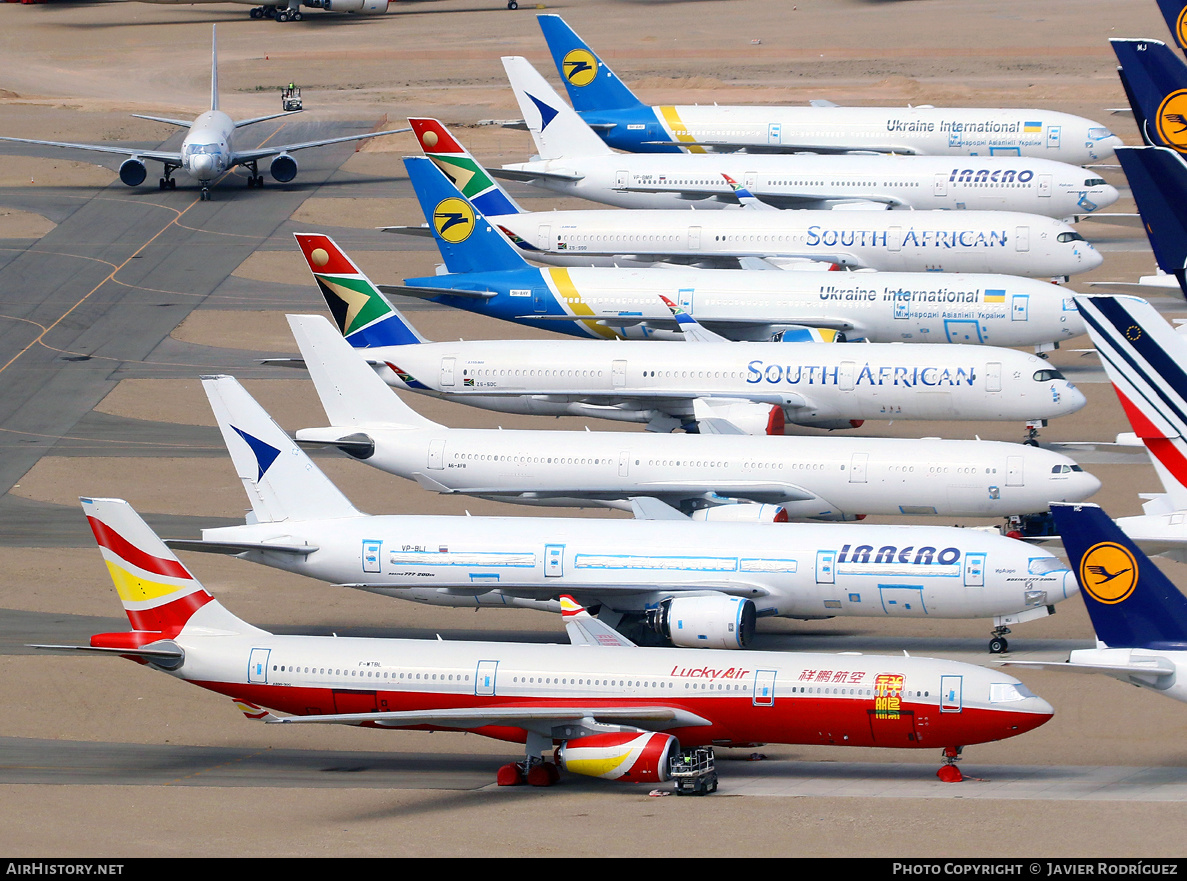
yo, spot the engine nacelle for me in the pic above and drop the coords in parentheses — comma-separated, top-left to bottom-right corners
(690, 503, 788, 524)
(270, 154, 298, 183)
(325, 0, 390, 12)
(646, 595, 757, 649)
(119, 158, 147, 187)
(697, 401, 784, 436)
(771, 326, 847, 343)
(556, 732, 677, 783)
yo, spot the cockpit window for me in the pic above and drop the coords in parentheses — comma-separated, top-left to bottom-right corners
(1084, 178, 1107, 187)
(990, 682, 1037, 703)
(1033, 369, 1065, 382)
(1057, 232, 1086, 243)
(1087, 127, 1115, 141)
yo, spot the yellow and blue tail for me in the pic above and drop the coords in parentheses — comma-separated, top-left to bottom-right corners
(537, 14, 646, 112)
(1052, 503, 1187, 650)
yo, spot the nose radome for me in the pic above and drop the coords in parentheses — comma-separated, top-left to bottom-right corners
(1060, 382, 1088, 414)
(1099, 183, 1121, 209)
(1081, 245, 1104, 270)
(190, 154, 215, 179)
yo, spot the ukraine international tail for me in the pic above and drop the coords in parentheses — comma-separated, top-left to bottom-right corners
(536, 14, 647, 112)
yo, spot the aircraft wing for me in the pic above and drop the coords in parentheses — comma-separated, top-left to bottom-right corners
(560, 595, 636, 647)
(378, 284, 498, 301)
(232, 126, 410, 163)
(0, 136, 182, 164)
(338, 579, 773, 599)
(612, 183, 906, 210)
(130, 114, 193, 129)
(491, 167, 586, 183)
(409, 474, 819, 504)
(641, 140, 921, 155)
(267, 703, 712, 732)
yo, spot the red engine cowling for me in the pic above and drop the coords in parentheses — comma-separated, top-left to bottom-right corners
(557, 732, 677, 783)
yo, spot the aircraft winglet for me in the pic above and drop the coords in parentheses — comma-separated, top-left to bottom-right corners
(659, 295, 730, 343)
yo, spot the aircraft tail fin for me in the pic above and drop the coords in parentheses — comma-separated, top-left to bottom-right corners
(287, 314, 440, 430)
(1157, 0, 1187, 56)
(210, 24, 219, 112)
(1113, 146, 1187, 299)
(293, 233, 429, 349)
(1111, 38, 1187, 150)
(81, 496, 260, 642)
(536, 14, 646, 112)
(407, 118, 525, 216)
(202, 374, 363, 524)
(501, 55, 615, 160)
(403, 156, 534, 274)
(1051, 502, 1187, 649)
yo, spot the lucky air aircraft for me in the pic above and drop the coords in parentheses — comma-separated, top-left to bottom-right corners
(1008, 502, 1187, 707)
(275, 314, 1100, 524)
(0, 27, 407, 200)
(297, 232, 1087, 436)
(534, 14, 1122, 164)
(37, 500, 1055, 788)
(171, 385, 1079, 653)
(1074, 293, 1187, 561)
(394, 126, 1102, 278)
(397, 144, 1085, 352)
(496, 55, 1118, 220)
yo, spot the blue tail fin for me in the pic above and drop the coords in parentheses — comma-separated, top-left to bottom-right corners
(1114, 146, 1187, 298)
(1157, 0, 1187, 55)
(403, 156, 533, 275)
(1111, 38, 1187, 149)
(1051, 502, 1187, 650)
(536, 14, 646, 112)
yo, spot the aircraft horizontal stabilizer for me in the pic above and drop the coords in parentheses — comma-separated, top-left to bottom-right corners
(491, 167, 585, 183)
(165, 539, 320, 557)
(378, 284, 497, 301)
(1005, 657, 1176, 678)
(29, 642, 185, 662)
(378, 225, 435, 237)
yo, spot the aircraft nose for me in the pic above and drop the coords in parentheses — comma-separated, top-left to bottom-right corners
(1054, 469, 1101, 502)
(1098, 133, 1124, 159)
(190, 154, 215, 179)
(1080, 244, 1104, 271)
(1057, 381, 1087, 415)
(1098, 183, 1121, 209)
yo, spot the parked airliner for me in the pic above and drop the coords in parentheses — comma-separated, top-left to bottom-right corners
(40, 499, 1054, 787)
(395, 132, 1102, 278)
(133, 0, 396, 21)
(1007, 502, 1187, 707)
(398, 142, 1085, 351)
(298, 232, 1087, 435)
(496, 56, 1118, 220)
(533, 15, 1121, 164)
(1156, 0, 1187, 56)
(275, 315, 1100, 523)
(170, 387, 1078, 653)
(1074, 294, 1187, 560)
(1109, 146, 1187, 299)
(0, 27, 406, 199)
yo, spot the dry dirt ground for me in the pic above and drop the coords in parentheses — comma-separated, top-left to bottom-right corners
(1, 0, 1186, 859)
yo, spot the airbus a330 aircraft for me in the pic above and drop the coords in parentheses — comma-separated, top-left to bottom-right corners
(38, 499, 1054, 787)
(298, 233, 1087, 436)
(1007, 502, 1187, 708)
(397, 129, 1102, 278)
(172, 387, 1078, 653)
(496, 56, 1118, 220)
(0, 27, 406, 199)
(278, 315, 1100, 523)
(1074, 294, 1187, 560)
(398, 145, 1085, 351)
(534, 15, 1122, 163)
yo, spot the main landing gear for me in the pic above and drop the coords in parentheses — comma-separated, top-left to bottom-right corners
(158, 165, 178, 191)
(988, 625, 1010, 655)
(507, 0, 519, 8)
(497, 756, 560, 787)
(937, 746, 963, 783)
(242, 160, 264, 190)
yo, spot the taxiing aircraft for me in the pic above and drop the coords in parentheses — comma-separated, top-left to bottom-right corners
(398, 142, 1085, 351)
(1073, 293, 1187, 560)
(273, 315, 1101, 523)
(174, 385, 1078, 652)
(534, 15, 1121, 164)
(1006, 502, 1187, 707)
(0, 27, 407, 199)
(38, 498, 1054, 786)
(298, 232, 1087, 436)
(497, 55, 1118, 220)
(396, 127, 1102, 278)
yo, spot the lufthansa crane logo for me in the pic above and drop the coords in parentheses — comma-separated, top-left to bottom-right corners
(562, 49, 598, 87)
(1178, 6, 1187, 55)
(1156, 89, 1187, 153)
(433, 197, 475, 244)
(1079, 541, 1138, 605)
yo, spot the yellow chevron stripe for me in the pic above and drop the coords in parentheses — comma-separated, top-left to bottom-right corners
(547, 268, 619, 339)
(658, 106, 707, 154)
(105, 560, 189, 605)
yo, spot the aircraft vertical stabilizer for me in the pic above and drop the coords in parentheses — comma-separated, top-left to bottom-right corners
(210, 25, 220, 113)
(1157, 0, 1187, 56)
(536, 14, 647, 111)
(501, 55, 616, 160)
(1113, 146, 1187, 299)
(408, 118, 524, 217)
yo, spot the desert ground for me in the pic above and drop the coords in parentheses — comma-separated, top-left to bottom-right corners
(1, 0, 1185, 859)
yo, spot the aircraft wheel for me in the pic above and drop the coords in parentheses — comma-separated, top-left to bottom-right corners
(496, 763, 524, 786)
(250, 6, 262, 17)
(276, 10, 288, 21)
(988, 637, 1008, 654)
(526, 762, 558, 787)
(293, 11, 303, 20)
(507, 0, 518, 8)
(246, 176, 255, 188)
(169, 179, 177, 189)
(159, 178, 167, 190)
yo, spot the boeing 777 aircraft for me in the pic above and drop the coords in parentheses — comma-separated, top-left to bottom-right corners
(0, 27, 407, 199)
(297, 232, 1086, 436)
(396, 132, 1102, 278)
(497, 56, 1118, 220)
(173, 382, 1078, 653)
(37, 498, 1054, 787)
(534, 15, 1121, 163)
(1007, 502, 1187, 707)
(279, 315, 1099, 523)
(399, 139, 1085, 352)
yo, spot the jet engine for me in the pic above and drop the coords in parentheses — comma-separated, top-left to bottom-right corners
(324, 0, 391, 12)
(119, 158, 147, 187)
(270, 154, 298, 183)
(690, 503, 788, 524)
(556, 731, 677, 783)
(697, 402, 785, 436)
(646, 595, 757, 649)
